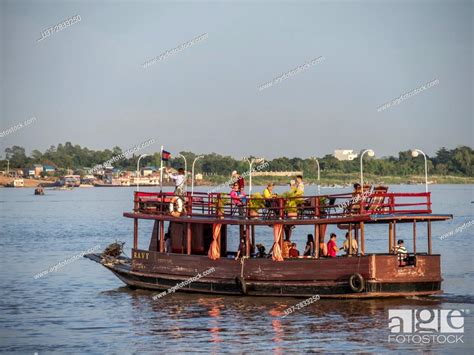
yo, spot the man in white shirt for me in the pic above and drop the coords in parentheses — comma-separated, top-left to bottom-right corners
(169, 168, 186, 196)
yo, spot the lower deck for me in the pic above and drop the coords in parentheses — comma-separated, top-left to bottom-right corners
(86, 251, 442, 298)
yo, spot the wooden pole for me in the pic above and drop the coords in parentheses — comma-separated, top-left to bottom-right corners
(427, 220, 432, 255)
(355, 225, 359, 256)
(413, 220, 417, 255)
(245, 224, 251, 257)
(360, 222, 365, 255)
(389, 222, 393, 253)
(251, 225, 255, 254)
(348, 223, 353, 255)
(315, 223, 320, 258)
(159, 220, 165, 252)
(393, 221, 397, 248)
(133, 218, 138, 250)
(187, 223, 192, 255)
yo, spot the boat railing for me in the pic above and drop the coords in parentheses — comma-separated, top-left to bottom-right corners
(133, 190, 432, 220)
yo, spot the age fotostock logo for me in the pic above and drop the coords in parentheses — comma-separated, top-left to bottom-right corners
(388, 309, 467, 344)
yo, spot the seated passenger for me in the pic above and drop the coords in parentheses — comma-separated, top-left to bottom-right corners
(164, 232, 172, 253)
(393, 239, 408, 265)
(341, 232, 358, 255)
(263, 183, 279, 217)
(304, 234, 315, 257)
(230, 182, 247, 216)
(327, 233, 338, 257)
(289, 243, 300, 258)
(256, 243, 266, 258)
(282, 235, 292, 258)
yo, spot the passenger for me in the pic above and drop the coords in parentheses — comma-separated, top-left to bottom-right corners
(235, 236, 247, 260)
(350, 182, 363, 212)
(394, 239, 408, 265)
(304, 234, 315, 257)
(327, 233, 338, 257)
(232, 170, 245, 192)
(230, 182, 247, 216)
(164, 232, 172, 253)
(319, 236, 328, 257)
(341, 232, 358, 255)
(282, 235, 292, 258)
(263, 182, 279, 217)
(256, 243, 266, 258)
(289, 243, 300, 258)
(296, 175, 305, 194)
(169, 168, 186, 196)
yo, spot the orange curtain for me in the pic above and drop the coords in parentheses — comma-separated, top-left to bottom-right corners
(208, 223, 222, 260)
(272, 224, 284, 261)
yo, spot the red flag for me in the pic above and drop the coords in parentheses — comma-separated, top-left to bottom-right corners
(161, 150, 171, 161)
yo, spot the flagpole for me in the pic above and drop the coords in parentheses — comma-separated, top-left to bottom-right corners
(160, 145, 164, 193)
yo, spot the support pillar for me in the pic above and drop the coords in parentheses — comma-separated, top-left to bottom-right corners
(133, 218, 138, 250)
(413, 220, 417, 255)
(427, 220, 432, 255)
(360, 222, 365, 255)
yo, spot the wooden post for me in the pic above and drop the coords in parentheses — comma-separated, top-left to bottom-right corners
(389, 222, 393, 253)
(159, 220, 165, 252)
(348, 223, 353, 255)
(133, 218, 138, 250)
(251, 225, 255, 254)
(245, 224, 251, 257)
(360, 222, 365, 255)
(393, 221, 397, 248)
(413, 220, 417, 255)
(427, 220, 432, 255)
(187, 223, 192, 255)
(315, 223, 320, 258)
(355, 225, 359, 256)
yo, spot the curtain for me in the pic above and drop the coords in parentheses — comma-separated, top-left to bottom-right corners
(208, 223, 222, 260)
(272, 224, 284, 261)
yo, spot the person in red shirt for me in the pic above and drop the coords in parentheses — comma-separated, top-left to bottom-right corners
(289, 243, 300, 258)
(327, 233, 338, 257)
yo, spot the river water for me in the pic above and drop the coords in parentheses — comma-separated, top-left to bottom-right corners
(1, 184, 472, 353)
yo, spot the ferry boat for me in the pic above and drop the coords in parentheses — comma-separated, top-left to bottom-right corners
(86, 187, 452, 298)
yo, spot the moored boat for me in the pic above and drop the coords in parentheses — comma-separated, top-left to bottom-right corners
(86, 187, 451, 298)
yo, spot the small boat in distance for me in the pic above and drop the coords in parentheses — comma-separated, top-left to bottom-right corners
(86, 186, 452, 298)
(34, 185, 45, 195)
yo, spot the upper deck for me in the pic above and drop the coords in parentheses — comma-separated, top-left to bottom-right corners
(125, 188, 452, 225)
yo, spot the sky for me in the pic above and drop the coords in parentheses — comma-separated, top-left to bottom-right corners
(1, 0, 472, 159)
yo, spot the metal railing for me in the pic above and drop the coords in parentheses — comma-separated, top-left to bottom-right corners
(134, 190, 432, 220)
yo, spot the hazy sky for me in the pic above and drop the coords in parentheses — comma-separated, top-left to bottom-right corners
(1, 0, 472, 159)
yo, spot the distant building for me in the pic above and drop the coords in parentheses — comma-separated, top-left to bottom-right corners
(43, 165, 56, 173)
(334, 149, 358, 161)
(252, 171, 303, 177)
(141, 166, 157, 177)
(195, 173, 203, 180)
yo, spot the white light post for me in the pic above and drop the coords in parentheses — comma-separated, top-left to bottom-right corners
(191, 155, 204, 196)
(411, 149, 428, 193)
(311, 156, 321, 194)
(136, 154, 149, 191)
(244, 157, 264, 195)
(360, 149, 375, 191)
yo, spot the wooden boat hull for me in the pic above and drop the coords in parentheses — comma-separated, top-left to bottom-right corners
(85, 251, 442, 298)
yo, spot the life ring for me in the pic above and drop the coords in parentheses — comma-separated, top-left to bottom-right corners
(349, 273, 365, 293)
(235, 276, 247, 295)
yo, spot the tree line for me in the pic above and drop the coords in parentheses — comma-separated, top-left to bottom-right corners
(2, 143, 472, 177)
